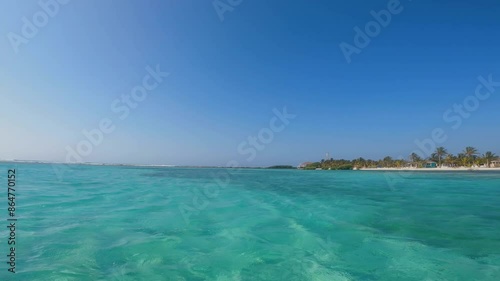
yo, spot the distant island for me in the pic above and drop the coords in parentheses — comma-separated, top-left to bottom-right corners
(267, 165, 297, 169)
(299, 147, 500, 171)
(3, 146, 499, 171)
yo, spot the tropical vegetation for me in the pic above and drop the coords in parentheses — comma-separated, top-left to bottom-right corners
(302, 147, 499, 170)
(267, 165, 297, 169)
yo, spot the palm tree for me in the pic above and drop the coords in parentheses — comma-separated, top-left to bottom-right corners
(353, 157, 366, 168)
(410, 153, 422, 168)
(383, 156, 393, 168)
(434, 147, 448, 167)
(482, 151, 497, 168)
(444, 154, 456, 167)
(457, 154, 468, 167)
(463, 147, 479, 166)
(463, 146, 478, 157)
(410, 153, 420, 162)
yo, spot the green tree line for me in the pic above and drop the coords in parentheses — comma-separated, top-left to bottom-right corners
(304, 147, 498, 170)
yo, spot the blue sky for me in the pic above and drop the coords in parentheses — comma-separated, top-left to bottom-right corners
(1, 0, 500, 166)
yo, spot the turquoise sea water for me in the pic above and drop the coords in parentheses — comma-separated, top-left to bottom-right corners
(1, 163, 500, 280)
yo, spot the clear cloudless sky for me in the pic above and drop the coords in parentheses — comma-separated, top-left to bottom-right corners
(1, 0, 500, 166)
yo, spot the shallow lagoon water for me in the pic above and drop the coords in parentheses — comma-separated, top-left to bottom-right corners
(1, 163, 500, 280)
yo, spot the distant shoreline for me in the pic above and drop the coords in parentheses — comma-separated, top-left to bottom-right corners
(0, 160, 270, 169)
(0, 160, 177, 167)
(3, 160, 500, 172)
